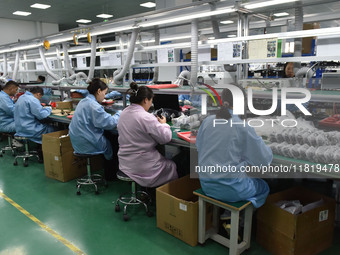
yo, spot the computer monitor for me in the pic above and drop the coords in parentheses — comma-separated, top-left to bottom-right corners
(153, 94, 181, 111)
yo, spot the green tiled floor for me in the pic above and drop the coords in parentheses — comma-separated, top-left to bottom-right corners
(0, 139, 339, 255)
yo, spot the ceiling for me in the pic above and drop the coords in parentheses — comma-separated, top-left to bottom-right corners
(1, 0, 340, 35)
(0, 0, 155, 31)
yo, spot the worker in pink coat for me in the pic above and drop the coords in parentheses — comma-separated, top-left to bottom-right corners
(117, 82, 178, 187)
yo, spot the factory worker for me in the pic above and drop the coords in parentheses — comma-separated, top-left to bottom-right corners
(196, 88, 272, 208)
(179, 94, 201, 107)
(283, 62, 295, 78)
(117, 82, 178, 187)
(14, 86, 54, 143)
(69, 78, 121, 181)
(14, 86, 54, 160)
(37, 76, 52, 104)
(0, 81, 19, 133)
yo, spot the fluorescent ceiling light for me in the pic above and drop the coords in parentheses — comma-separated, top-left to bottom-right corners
(13, 11, 31, 16)
(96, 14, 113, 19)
(208, 37, 215, 40)
(220, 20, 234, 24)
(140, 2, 156, 8)
(244, 0, 298, 10)
(160, 35, 192, 41)
(141, 7, 235, 27)
(227, 34, 236, 38)
(30, 3, 51, 9)
(274, 12, 289, 17)
(76, 19, 91, 23)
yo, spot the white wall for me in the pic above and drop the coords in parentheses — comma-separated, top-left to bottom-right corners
(0, 18, 59, 45)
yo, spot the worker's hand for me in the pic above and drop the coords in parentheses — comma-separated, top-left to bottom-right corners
(157, 115, 166, 124)
(44, 106, 52, 111)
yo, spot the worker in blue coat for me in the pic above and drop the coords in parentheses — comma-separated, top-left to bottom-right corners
(0, 81, 19, 133)
(179, 94, 201, 107)
(195, 88, 272, 208)
(14, 86, 54, 144)
(69, 78, 121, 180)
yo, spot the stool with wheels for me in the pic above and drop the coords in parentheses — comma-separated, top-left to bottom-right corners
(194, 188, 253, 255)
(114, 170, 153, 221)
(13, 136, 39, 167)
(0, 132, 17, 157)
(74, 153, 106, 195)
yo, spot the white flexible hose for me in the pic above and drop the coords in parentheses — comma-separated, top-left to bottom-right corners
(62, 42, 74, 77)
(39, 46, 61, 81)
(114, 28, 140, 85)
(190, 19, 198, 87)
(86, 35, 97, 83)
(174, 70, 191, 86)
(2, 53, 8, 78)
(149, 29, 160, 84)
(12, 51, 20, 81)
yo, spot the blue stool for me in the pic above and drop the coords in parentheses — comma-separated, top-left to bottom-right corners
(13, 136, 39, 167)
(0, 132, 17, 157)
(194, 188, 253, 255)
(114, 170, 153, 221)
(73, 153, 106, 195)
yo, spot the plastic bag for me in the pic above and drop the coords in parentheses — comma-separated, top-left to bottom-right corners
(315, 146, 328, 164)
(297, 144, 309, 160)
(306, 146, 317, 162)
(290, 144, 301, 159)
(316, 132, 330, 147)
(269, 143, 279, 154)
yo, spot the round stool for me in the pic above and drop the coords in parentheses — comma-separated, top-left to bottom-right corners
(114, 170, 153, 221)
(13, 136, 39, 167)
(73, 153, 107, 195)
(0, 132, 17, 157)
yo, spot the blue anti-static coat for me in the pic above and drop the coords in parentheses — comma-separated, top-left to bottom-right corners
(105, 91, 122, 100)
(14, 91, 53, 144)
(178, 94, 201, 107)
(0, 90, 16, 132)
(196, 110, 273, 208)
(69, 94, 120, 160)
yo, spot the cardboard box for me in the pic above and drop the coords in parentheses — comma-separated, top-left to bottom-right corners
(42, 130, 104, 182)
(55, 101, 73, 110)
(156, 175, 212, 246)
(257, 187, 335, 255)
(302, 23, 320, 54)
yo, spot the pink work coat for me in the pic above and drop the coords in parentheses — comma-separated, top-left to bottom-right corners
(117, 104, 178, 187)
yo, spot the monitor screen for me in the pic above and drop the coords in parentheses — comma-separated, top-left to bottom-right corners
(153, 94, 181, 111)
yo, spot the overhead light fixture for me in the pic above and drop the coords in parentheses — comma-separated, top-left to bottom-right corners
(76, 19, 91, 24)
(244, 0, 298, 10)
(140, 2, 156, 8)
(220, 20, 234, 25)
(227, 35, 236, 38)
(30, 3, 51, 9)
(273, 12, 289, 17)
(96, 14, 113, 19)
(141, 7, 235, 27)
(208, 37, 215, 40)
(13, 11, 31, 16)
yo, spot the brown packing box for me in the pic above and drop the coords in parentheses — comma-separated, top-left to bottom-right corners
(302, 23, 320, 54)
(42, 130, 104, 182)
(55, 101, 73, 110)
(156, 175, 212, 246)
(257, 187, 335, 255)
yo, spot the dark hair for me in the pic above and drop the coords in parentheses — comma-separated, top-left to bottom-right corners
(283, 62, 294, 78)
(127, 82, 153, 104)
(38, 75, 45, 82)
(216, 88, 234, 120)
(30, 86, 44, 95)
(3, 80, 19, 90)
(87, 78, 108, 95)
